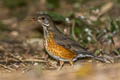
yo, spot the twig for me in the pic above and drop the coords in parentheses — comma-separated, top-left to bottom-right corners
(0, 59, 47, 64)
(9, 53, 23, 62)
(22, 59, 47, 63)
(98, 2, 113, 18)
(0, 64, 15, 71)
(72, 20, 78, 41)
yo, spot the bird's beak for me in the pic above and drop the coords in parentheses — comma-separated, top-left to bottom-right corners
(32, 17, 36, 21)
(32, 17, 38, 22)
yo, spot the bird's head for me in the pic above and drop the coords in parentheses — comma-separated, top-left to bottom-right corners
(33, 13, 54, 30)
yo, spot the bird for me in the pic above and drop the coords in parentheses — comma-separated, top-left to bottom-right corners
(32, 13, 105, 70)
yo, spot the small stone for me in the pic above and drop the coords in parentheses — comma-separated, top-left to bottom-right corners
(11, 31, 19, 36)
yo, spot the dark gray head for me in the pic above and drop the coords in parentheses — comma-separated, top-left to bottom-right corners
(33, 13, 62, 35)
(33, 13, 55, 31)
(34, 13, 50, 24)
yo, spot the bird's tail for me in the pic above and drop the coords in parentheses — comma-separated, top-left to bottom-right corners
(76, 52, 105, 63)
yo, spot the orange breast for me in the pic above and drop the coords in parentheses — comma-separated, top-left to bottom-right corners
(46, 33, 76, 60)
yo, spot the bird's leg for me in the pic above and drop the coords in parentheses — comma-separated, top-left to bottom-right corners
(69, 60, 74, 66)
(58, 61, 64, 71)
(69, 60, 74, 69)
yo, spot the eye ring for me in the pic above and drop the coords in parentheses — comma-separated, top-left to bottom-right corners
(41, 17, 45, 20)
(38, 17, 45, 20)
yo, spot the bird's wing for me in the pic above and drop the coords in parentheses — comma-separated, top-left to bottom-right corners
(54, 33, 88, 54)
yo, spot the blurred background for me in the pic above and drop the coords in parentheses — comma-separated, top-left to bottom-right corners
(0, 0, 120, 80)
(0, 0, 120, 57)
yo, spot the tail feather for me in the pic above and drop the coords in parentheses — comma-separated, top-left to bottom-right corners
(75, 52, 105, 63)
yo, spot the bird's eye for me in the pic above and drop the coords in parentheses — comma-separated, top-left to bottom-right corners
(38, 17, 45, 20)
(41, 17, 45, 20)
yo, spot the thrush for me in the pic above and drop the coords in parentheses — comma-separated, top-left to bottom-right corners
(33, 13, 105, 70)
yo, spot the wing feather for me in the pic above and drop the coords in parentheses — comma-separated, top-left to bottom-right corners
(54, 33, 88, 54)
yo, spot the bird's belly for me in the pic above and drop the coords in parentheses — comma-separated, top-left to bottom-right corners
(46, 50, 69, 62)
(44, 38, 76, 62)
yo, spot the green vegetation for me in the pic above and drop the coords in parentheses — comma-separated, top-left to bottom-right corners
(47, 12, 65, 22)
(46, 0, 60, 9)
(0, 21, 9, 31)
(3, 0, 27, 9)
